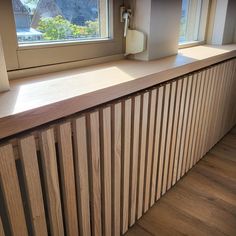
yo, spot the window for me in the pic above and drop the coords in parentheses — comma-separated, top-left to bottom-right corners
(12, 0, 108, 44)
(179, 0, 209, 45)
(0, 0, 123, 71)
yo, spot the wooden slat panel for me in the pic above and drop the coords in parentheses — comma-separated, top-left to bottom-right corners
(177, 75, 192, 181)
(88, 111, 102, 236)
(203, 67, 216, 156)
(150, 86, 164, 205)
(167, 79, 183, 190)
(195, 70, 210, 163)
(129, 95, 141, 226)
(186, 73, 201, 172)
(122, 99, 132, 234)
(144, 89, 157, 212)
(172, 77, 188, 185)
(203, 67, 217, 156)
(137, 92, 149, 218)
(73, 116, 91, 236)
(57, 122, 79, 236)
(39, 128, 64, 236)
(156, 84, 170, 200)
(0, 145, 28, 236)
(112, 103, 122, 236)
(181, 74, 197, 175)
(198, 69, 211, 159)
(162, 81, 177, 195)
(192, 70, 207, 165)
(19, 136, 48, 236)
(101, 107, 112, 236)
(0, 217, 4, 236)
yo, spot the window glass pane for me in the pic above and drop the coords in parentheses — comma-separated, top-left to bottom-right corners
(179, 0, 202, 44)
(12, 0, 108, 44)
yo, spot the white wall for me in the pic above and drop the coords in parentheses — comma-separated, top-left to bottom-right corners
(0, 35, 9, 92)
(130, 0, 182, 61)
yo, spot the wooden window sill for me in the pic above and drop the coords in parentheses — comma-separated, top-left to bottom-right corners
(0, 44, 236, 139)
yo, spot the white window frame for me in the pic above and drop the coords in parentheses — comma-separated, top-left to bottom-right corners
(0, 0, 124, 71)
(179, 0, 210, 49)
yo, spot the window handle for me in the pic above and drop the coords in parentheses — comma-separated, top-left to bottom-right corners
(122, 9, 132, 37)
(123, 11, 131, 37)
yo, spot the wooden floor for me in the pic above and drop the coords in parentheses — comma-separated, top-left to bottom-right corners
(125, 126, 236, 236)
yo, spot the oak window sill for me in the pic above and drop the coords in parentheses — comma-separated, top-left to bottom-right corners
(0, 44, 236, 139)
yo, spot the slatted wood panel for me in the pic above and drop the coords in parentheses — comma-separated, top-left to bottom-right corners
(0, 58, 236, 236)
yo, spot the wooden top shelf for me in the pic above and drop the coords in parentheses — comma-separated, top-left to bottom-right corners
(0, 44, 236, 139)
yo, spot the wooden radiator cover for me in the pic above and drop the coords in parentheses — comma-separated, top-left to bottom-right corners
(0, 58, 236, 236)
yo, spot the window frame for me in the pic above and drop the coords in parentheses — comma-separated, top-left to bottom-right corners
(179, 0, 210, 48)
(0, 0, 124, 71)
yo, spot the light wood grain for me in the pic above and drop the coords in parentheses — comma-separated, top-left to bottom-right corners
(172, 77, 187, 185)
(0, 217, 4, 236)
(19, 136, 48, 236)
(57, 122, 79, 236)
(122, 99, 132, 234)
(39, 129, 64, 236)
(73, 116, 91, 236)
(1, 45, 236, 139)
(150, 86, 164, 205)
(112, 103, 122, 236)
(144, 89, 157, 212)
(0, 144, 28, 236)
(129, 95, 141, 226)
(137, 92, 149, 218)
(101, 106, 112, 236)
(162, 81, 176, 195)
(88, 111, 102, 236)
(0, 57, 236, 236)
(177, 75, 192, 181)
(167, 79, 182, 190)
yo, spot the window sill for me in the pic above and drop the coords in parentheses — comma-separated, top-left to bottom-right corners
(0, 44, 236, 139)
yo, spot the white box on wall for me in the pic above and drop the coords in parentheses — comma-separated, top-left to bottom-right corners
(0, 34, 9, 93)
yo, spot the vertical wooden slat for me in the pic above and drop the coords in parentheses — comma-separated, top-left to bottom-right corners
(192, 70, 207, 165)
(156, 84, 170, 200)
(0, 217, 4, 236)
(0, 145, 28, 236)
(167, 79, 182, 190)
(122, 99, 132, 234)
(177, 75, 192, 181)
(186, 72, 201, 172)
(19, 136, 48, 236)
(88, 111, 102, 236)
(57, 122, 79, 236)
(162, 81, 177, 195)
(150, 86, 164, 206)
(181, 75, 197, 175)
(172, 77, 188, 185)
(39, 128, 64, 236)
(137, 92, 149, 218)
(201, 67, 215, 156)
(198, 69, 213, 159)
(112, 103, 122, 236)
(73, 116, 91, 236)
(203, 67, 216, 156)
(129, 95, 141, 226)
(194, 70, 208, 163)
(144, 89, 157, 212)
(101, 107, 112, 236)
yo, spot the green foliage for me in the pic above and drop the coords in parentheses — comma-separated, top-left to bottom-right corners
(37, 15, 99, 40)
